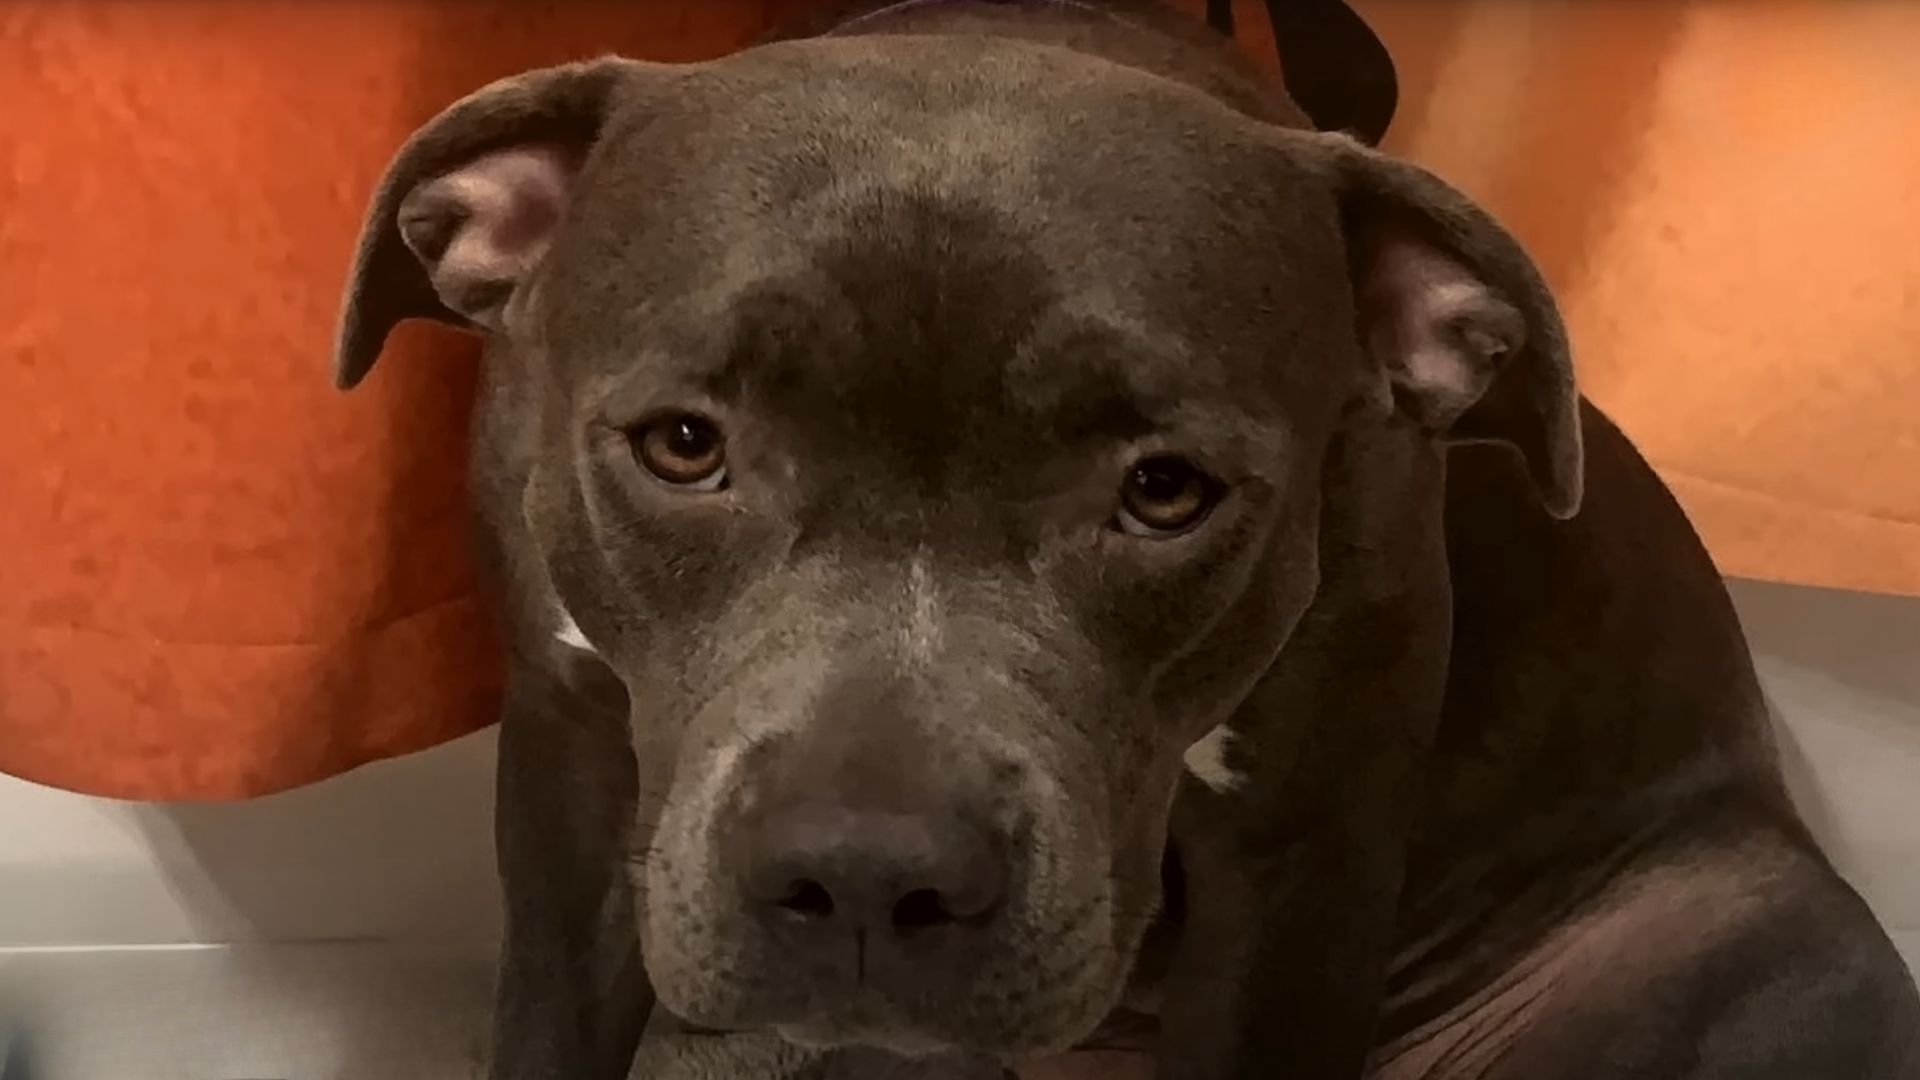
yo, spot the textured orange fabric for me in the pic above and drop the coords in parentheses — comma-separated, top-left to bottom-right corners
(1365, 0, 1920, 602)
(1, 1, 1915, 799)
(0, 1, 818, 799)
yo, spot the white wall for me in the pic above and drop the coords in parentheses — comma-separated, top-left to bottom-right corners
(0, 726, 501, 950)
(0, 580, 1914, 1078)
(0, 704, 505, 1076)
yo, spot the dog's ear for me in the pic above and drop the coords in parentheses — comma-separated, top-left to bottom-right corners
(334, 57, 654, 389)
(1262, 0, 1398, 146)
(1313, 134, 1584, 518)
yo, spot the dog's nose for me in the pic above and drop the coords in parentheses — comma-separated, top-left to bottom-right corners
(736, 804, 1007, 933)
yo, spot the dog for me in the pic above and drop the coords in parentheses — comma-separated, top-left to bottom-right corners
(331, 1, 1920, 1077)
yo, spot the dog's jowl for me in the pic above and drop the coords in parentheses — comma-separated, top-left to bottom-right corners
(332, 2, 1920, 1078)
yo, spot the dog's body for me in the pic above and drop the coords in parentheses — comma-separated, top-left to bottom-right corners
(1366, 406, 1920, 1078)
(332, 2, 1920, 1078)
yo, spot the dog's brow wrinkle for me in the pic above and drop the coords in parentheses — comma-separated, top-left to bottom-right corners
(1183, 723, 1245, 793)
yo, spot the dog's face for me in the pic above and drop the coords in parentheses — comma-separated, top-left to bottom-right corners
(337, 35, 1578, 1061)
(541, 43, 1345, 1054)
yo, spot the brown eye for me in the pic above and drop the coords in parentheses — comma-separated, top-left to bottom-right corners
(1117, 456, 1217, 537)
(634, 414, 728, 491)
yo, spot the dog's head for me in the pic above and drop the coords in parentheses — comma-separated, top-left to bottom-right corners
(337, 35, 1579, 1059)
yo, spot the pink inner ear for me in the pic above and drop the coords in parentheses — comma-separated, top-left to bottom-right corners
(398, 144, 576, 325)
(1357, 228, 1525, 431)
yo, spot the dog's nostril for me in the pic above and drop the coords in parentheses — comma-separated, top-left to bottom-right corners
(776, 879, 835, 920)
(892, 887, 956, 930)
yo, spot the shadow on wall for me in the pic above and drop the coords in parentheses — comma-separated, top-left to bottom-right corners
(1744, 579, 1920, 857)
(1733, 580, 1920, 714)
(1729, 578, 1920, 977)
(1770, 705, 1839, 852)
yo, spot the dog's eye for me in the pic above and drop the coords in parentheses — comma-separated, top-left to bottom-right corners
(633, 414, 729, 492)
(1116, 456, 1219, 537)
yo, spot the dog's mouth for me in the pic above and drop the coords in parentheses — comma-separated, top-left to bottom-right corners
(775, 1009, 958, 1057)
(672, 1004, 1163, 1061)
(669, 1004, 967, 1057)
(665, 1018, 740, 1039)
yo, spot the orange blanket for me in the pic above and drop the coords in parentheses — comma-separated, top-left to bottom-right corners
(3, 1, 1916, 800)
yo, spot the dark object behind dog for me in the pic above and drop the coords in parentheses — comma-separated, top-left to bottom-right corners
(331, 1, 1920, 1077)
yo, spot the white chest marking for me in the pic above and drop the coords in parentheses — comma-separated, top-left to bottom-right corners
(553, 603, 597, 654)
(903, 557, 942, 664)
(1183, 724, 1246, 794)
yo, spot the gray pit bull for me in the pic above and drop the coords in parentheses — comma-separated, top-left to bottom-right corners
(331, 1, 1920, 1078)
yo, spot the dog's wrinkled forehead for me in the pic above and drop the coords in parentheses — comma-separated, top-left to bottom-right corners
(538, 38, 1353, 466)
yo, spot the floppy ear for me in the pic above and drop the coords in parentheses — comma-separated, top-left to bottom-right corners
(1297, 135, 1582, 518)
(1312, 134, 1584, 518)
(333, 56, 650, 390)
(1260, 0, 1399, 146)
